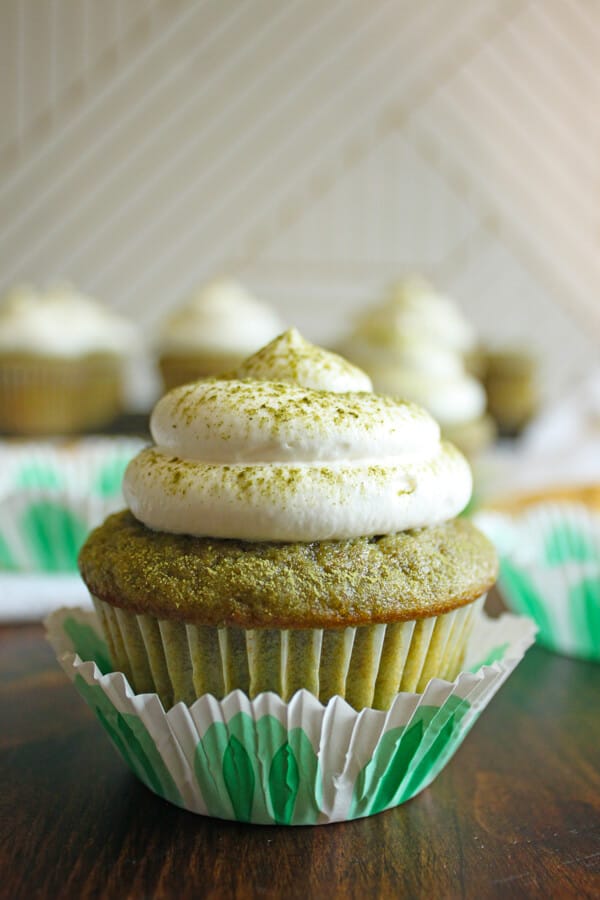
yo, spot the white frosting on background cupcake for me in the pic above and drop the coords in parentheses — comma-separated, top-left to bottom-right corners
(340, 277, 485, 427)
(359, 276, 477, 353)
(124, 330, 472, 542)
(158, 277, 284, 356)
(0, 284, 134, 357)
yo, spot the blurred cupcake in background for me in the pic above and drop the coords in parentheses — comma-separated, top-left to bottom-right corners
(157, 277, 284, 391)
(482, 348, 539, 438)
(338, 276, 494, 457)
(0, 284, 134, 435)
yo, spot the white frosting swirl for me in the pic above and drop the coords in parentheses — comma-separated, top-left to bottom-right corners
(232, 326, 372, 392)
(158, 277, 284, 356)
(359, 276, 477, 353)
(124, 330, 472, 542)
(340, 277, 485, 426)
(0, 284, 134, 356)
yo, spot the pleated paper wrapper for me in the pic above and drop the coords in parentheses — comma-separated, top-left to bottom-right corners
(91, 594, 486, 711)
(476, 503, 600, 661)
(46, 606, 536, 825)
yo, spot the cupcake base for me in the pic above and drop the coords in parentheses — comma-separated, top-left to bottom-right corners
(93, 595, 485, 711)
(46, 605, 536, 824)
(483, 351, 538, 437)
(0, 353, 123, 435)
(159, 352, 245, 391)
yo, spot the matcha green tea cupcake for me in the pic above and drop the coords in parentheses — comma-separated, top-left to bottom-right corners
(79, 330, 498, 711)
(483, 348, 538, 437)
(157, 277, 283, 390)
(337, 277, 495, 458)
(0, 284, 133, 435)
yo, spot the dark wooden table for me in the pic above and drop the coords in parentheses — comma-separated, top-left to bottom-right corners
(1, 600, 599, 900)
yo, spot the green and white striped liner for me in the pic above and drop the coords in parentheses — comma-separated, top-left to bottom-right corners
(0, 490, 124, 573)
(0, 438, 144, 573)
(0, 437, 144, 499)
(476, 504, 600, 661)
(46, 607, 535, 825)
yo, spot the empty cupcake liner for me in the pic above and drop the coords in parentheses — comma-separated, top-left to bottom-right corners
(0, 491, 124, 573)
(0, 437, 144, 500)
(0, 438, 144, 573)
(46, 606, 535, 824)
(476, 503, 600, 660)
(92, 595, 485, 711)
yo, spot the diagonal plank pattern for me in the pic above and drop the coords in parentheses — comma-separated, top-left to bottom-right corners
(0, 0, 597, 398)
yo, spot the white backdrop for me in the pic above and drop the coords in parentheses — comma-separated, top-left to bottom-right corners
(1, 0, 599, 403)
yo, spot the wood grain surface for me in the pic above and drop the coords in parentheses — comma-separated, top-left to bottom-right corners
(1, 604, 599, 900)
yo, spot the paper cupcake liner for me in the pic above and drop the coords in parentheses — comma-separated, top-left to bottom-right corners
(0, 491, 124, 573)
(0, 437, 144, 500)
(0, 356, 124, 434)
(46, 606, 535, 824)
(476, 504, 600, 660)
(0, 438, 143, 574)
(93, 595, 485, 711)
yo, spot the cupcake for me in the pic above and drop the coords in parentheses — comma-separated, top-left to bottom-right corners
(483, 348, 538, 437)
(79, 329, 498, 712)
(157, 277, 284, 391)
(0, 284, 134, 435)
(338, 277, 494, 457)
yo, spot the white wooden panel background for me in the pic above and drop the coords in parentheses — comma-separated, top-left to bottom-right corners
(0, 0, 598, 402)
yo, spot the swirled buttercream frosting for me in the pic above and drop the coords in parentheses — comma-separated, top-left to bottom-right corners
(357, 276, 477, 353)
(124, 330, 472, 541)
(0, 283, 134, 356)
(339, 277, 485, 427)
(158, 277, 283, 355)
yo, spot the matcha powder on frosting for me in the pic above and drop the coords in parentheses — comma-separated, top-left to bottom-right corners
(122, 329, 473, 542)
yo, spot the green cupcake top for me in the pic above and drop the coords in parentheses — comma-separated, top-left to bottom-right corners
(79, 511, 498, 628)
